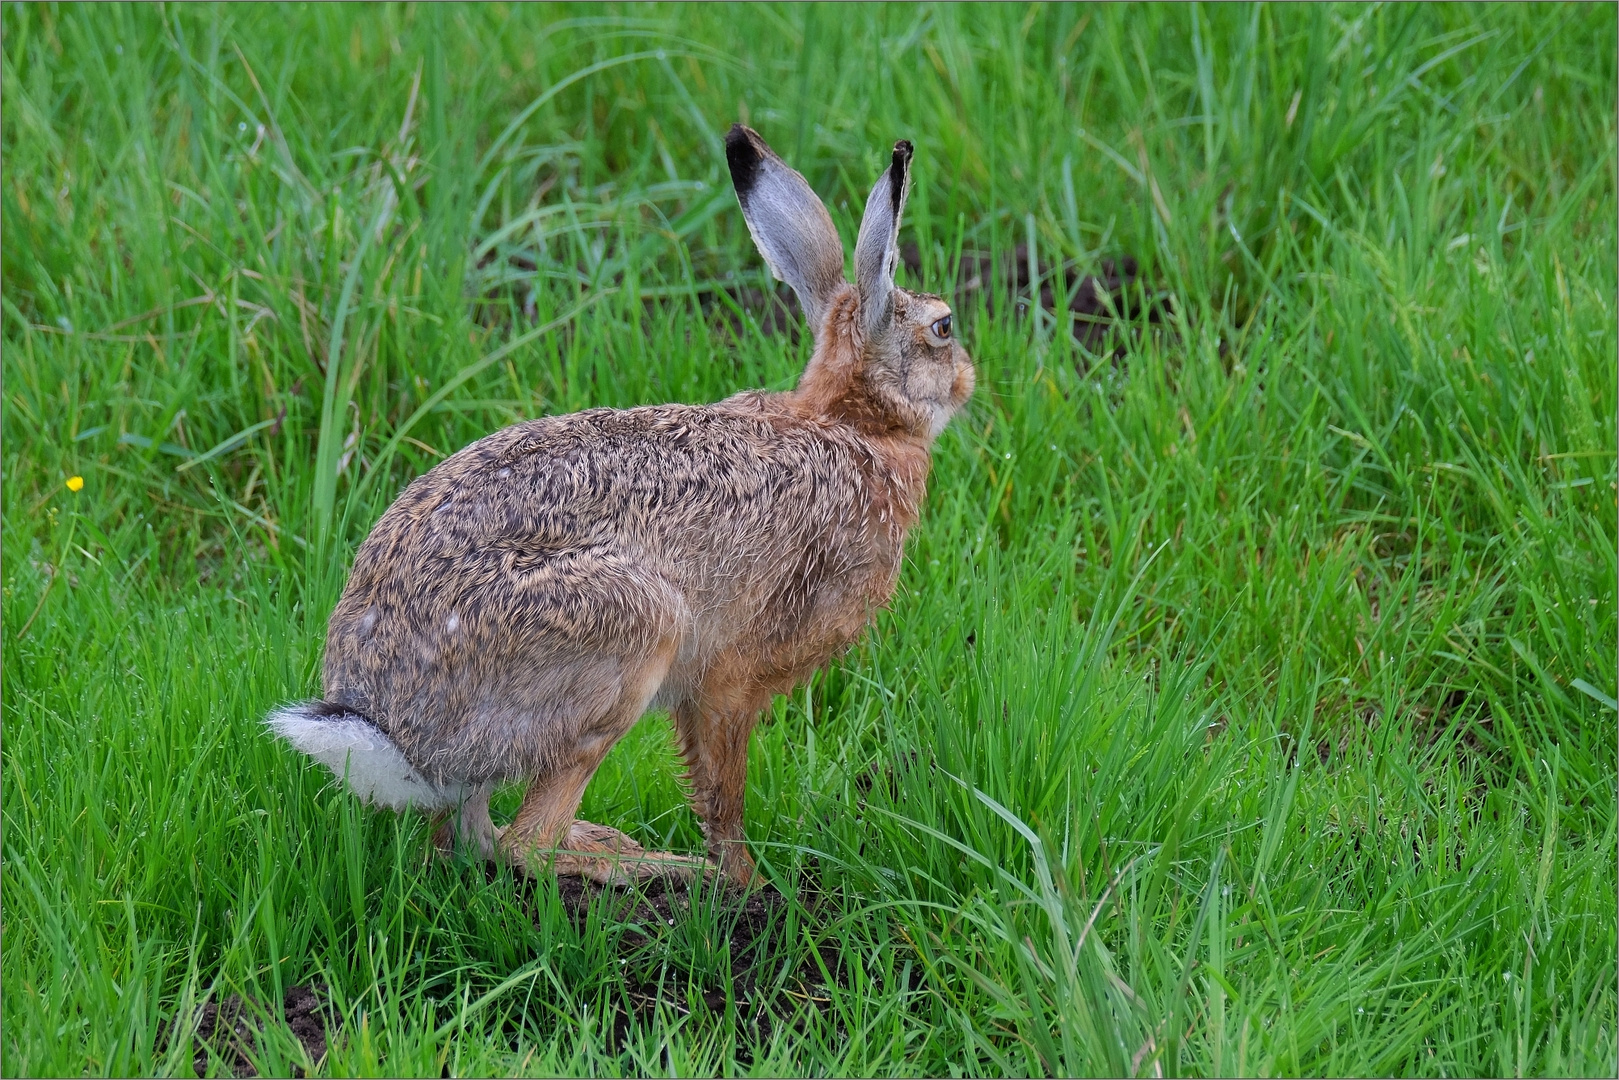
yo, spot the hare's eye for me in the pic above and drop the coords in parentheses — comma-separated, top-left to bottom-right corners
(930, 315, 952, 341)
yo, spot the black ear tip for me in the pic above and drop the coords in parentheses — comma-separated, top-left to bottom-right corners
(892, 141, 914, 181)
(887, 140, 913, 215)
(726, 124, 764, 199)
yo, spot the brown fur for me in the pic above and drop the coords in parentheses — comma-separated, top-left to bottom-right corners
(314, 127, 975, 885)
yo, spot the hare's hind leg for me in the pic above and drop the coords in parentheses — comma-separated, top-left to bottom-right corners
(430, 782, 502, 862)
(503, 750, 711, 887)
(499, 756, 600, 874)
(499, 640, 711, 885)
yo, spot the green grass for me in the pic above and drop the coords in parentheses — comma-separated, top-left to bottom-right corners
(4, 2, 1615, 1075)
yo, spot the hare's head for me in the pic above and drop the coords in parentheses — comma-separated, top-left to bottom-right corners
(726, 124, 975, 440)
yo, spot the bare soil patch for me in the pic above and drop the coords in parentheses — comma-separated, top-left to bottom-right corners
(163, 982, 335, 1078)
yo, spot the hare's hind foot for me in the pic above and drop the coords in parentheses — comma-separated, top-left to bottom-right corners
(506, 819, 713, 887)
(429, 818, 506, 863)
(427, 782, 503, 863)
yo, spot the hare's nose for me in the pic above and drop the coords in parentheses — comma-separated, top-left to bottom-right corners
(951, 362, 976, 405)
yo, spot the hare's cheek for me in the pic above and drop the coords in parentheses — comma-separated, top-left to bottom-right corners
(906, 358, 955, 404)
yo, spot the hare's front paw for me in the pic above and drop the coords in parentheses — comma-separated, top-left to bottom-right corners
(711, 840, 758, 890)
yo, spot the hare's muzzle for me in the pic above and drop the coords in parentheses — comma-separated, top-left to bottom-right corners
(950, 356, 977, 408)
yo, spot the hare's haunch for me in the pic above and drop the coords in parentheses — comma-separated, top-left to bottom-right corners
(269, 125, 976, 887)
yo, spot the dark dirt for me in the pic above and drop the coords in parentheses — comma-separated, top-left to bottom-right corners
(161, 871, 876, 1071)
(542, 872, 849, 1052)
(170, 982, 334, 1078)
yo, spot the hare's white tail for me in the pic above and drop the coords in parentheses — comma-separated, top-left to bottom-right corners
(266, 701, 460, 811)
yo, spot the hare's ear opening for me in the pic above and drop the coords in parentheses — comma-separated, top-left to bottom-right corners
(725, 124, 846, 337)
(853, 139, 914, 341)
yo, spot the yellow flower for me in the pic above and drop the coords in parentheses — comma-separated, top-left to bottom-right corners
(65, 476, 84, 492)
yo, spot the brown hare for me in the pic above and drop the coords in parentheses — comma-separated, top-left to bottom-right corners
(269, 125, 975, 887)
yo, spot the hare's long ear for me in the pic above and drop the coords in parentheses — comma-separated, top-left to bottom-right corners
(853, 140, 913, 340)
(726, 124, 846, 336)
